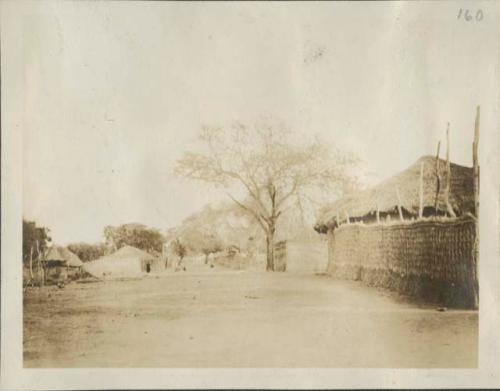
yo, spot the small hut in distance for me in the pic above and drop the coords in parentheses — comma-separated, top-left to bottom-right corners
(273, 228, 328, 273)
(42, 247, 68, 284)
(83, 245, 162, 280)
(315, 155, 474, 233)
(59, 247, 84, 279)
(42, 246, 83, 284)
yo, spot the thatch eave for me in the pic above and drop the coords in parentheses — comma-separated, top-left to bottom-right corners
(315, 156, 474, 233)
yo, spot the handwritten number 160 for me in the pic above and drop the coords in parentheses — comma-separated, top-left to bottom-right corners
(458, 8, 483, 21)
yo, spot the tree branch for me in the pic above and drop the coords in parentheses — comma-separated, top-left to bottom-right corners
(226, 193, 268, 233)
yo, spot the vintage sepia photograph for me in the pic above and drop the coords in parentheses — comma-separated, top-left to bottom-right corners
(2, 1, 500, 389)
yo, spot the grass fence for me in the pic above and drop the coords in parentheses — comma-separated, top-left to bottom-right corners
(327, 216, 478, 308)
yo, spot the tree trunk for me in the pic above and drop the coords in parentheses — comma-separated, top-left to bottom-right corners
(29, 246, 34, 288)
(36, 239, 44, 287)
(266, 227, 275, 271)
(204, 253, 209, 264)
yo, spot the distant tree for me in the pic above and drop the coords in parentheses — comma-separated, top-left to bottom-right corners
(201, 234, 223, 264)
(103, 223, 164, 254)
(171, 238, 187, 266)
(22, 219, 51, 265)
(175, 122, 358, 271)
(173, 206, 225, 263)
(23, 219, 51, 287)
(211, 203, 265, 251)
(173, 203, 264, 253)
(189, 228, 223, 264)
(67, 242, 107, 262)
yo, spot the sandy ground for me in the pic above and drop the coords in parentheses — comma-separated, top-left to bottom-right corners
(23, 264, 478, 368)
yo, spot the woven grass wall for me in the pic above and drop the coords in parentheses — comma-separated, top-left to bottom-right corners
(327, 216, 477, 308)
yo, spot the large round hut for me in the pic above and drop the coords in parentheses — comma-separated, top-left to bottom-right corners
(315, 155, 477, 308)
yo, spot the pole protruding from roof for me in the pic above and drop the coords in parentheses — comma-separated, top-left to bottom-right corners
(419, 161, 424, 219)
(396, 187, 404, 221)
(445, 122, 457, 218)
(434, 140, 442, 217)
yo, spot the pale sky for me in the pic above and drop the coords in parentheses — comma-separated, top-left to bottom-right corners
(4, 1, 499, 244)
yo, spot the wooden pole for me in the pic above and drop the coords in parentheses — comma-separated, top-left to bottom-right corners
(473, 106, 480, 219)
(396, 187, 404, 221)
(36, 240, 44, 286)
(434, 141, 441, 217)
(444, 123, 457, 218)
(419, 161, 424, 218)
(472, 105, 480, 308)
(35, 240, 40, 286)
(29, 246, 34, 286)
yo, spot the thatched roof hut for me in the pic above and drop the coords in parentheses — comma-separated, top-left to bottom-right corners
(44, 246, 67, 263)
(59, 247, 83, 268)
(44, 246, 83, 266)
(43, 246, 83, 268)
(315, 156, 474, 233)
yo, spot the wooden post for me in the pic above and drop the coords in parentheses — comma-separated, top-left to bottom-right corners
(36, 240, 45, 286)
(29, 246, 34, 284)
(472, 105, 480, 308)
(434, 141, 441, 217)
(396, 187, 404, 221)
(345, 211, 350, 224)
(376, 201, 380, 224)
(35, 240, 40, 286)
(444, 123, 457, 218)
(419, 161, 424, 218)
(473, 106, 480, 219)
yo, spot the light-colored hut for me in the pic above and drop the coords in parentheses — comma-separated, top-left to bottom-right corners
(83, 245, 161, 279)
(274, 237, 328, 273)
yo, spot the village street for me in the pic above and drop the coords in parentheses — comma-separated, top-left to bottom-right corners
(23, 263, 478, 368)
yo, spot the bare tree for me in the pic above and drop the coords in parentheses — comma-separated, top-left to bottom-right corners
(175, 122, 357, 271)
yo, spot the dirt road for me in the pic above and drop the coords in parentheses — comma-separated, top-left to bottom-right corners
(23, 266, 478, 367)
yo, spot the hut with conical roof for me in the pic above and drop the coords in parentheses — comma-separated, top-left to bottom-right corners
(314, 156, 477, 308)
